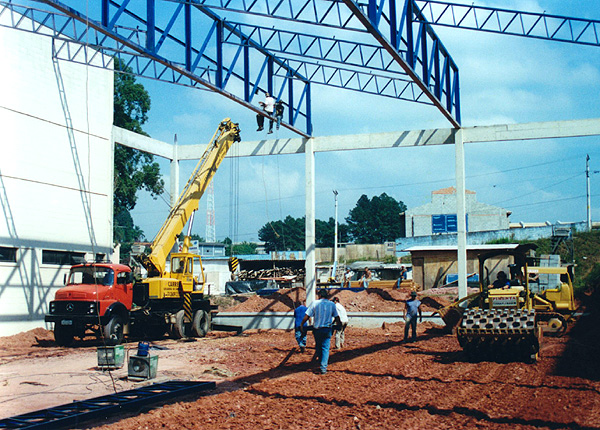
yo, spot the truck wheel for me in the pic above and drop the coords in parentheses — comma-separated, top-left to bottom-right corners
(172, 309, 190, 339)
(54, 324, 74, 347)
(192, 310, 211, 338)
(103, 315, 125, 345)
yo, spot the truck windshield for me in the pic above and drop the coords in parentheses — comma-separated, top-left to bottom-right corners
(69, 267, 114, 286)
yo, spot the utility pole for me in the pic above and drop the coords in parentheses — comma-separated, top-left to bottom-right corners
(587, 154, 591, 231)
(333, 190, 339, 280)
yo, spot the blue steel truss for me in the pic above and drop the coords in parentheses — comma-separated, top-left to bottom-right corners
(1, 0, 462, 133)
(414, 1, 600, 47)
(173, 0, 461, 126)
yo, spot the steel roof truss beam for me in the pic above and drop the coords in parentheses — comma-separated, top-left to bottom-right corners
(33, 0, 310, 136)
(222, 21, 408, 79)
(104, 0, 310, 115)
(414, 1, 600, 47)
(353, 0, 459, 125)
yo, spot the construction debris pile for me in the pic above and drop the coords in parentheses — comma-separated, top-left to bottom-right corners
(236, 267, 305, 283)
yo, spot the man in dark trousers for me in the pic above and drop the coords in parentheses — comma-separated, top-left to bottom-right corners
(293, 301, 308, 353)
(302, 289, 341, 374)
(404, 291, 422, 342)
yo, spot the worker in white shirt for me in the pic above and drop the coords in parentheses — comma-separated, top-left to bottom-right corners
(332, 296, 349, 349)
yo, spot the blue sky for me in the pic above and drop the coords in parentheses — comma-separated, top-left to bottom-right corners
(130, 0, 600, 243)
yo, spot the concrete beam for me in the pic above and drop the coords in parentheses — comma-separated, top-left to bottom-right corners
(114, 117, 600, 160)
(112, 126, 173, 159)
(463, 117, 600, 143)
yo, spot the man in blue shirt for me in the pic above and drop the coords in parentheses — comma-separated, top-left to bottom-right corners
(293, 301, 308, 353)
(404, 291, 422, 342)
(302, 289, 341, 374)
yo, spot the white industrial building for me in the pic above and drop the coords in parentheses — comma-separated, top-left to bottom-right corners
(404, 186, 510, 237)
(0, 18, 115, 336)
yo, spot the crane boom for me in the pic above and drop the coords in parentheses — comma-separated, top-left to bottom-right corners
(139, 119, 241, 276)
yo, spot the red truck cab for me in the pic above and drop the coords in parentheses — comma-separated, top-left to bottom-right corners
(45, 263, 134, 346)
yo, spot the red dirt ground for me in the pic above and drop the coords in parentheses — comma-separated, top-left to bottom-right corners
(1, 288, 599, 430)
(224, 287, 459, 313)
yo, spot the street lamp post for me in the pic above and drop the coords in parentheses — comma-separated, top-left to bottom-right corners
(333, 190, 339, 280)
(587, 155, 592, 231)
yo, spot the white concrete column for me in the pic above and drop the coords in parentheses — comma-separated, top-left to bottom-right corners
(305, 137, 316, 306)
(170, 134, 179, 208)
(455, 128, 468, 299)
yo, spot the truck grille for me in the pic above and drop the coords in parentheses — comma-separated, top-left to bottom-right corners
(50, 301, 97, 315)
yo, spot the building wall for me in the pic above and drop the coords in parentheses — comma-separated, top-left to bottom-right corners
(200, 259, 231, 296)
(0, 19, 114, 335)
(410, 250, 510, 290)
(315, 243, 395, 263)
(405, 189, 509, 237)
(396, 221, 586, 253)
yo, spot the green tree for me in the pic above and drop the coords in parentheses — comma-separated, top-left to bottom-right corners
(222, 237, 259, 256)
(112, 58, 164, 259)
(315, 217, 350, 247)
(346, 193, 406, 244)
(258, 216, 306, 251)
(114, 208, 144, 248)
(230, 241, 259, 256)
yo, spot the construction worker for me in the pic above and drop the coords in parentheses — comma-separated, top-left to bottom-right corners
(293, 301, 308, 353)
(404, 291, 422, 342)
(302, 289, 341, 374)
(256, 92, 275, 133)
(332, 297, 348, 349)
(491, 271, 511, 289)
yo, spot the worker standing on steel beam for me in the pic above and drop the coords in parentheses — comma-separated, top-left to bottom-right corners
(302, 289, 341, 374)
(256, 92, 275, 134)
(274, 100, 284, 130)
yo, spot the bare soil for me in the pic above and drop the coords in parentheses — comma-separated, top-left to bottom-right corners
(222, 287, 459, 313)
(1, 288, 599, 430)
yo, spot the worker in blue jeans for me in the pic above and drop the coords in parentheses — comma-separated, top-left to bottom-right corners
(404, 291, 422, 342)
(302, 289, 341, 374)
(293, 301, 308, 353)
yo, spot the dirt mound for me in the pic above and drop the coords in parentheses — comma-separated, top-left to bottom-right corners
(224, 287, 444, 313)
(0, 327, 58, 365)
(0, 327, 54, 349)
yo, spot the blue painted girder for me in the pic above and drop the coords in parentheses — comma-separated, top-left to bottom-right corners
(20, 0, 314, 136)
(415, 1, 600, 47)
(5, 0, 461, 131)
(182, 0, 461, 126)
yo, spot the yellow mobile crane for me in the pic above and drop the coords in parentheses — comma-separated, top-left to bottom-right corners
(46, 119, 240, 345)
(134, 118, 241, 339)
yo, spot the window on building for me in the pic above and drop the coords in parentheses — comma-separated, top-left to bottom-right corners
(0, 246, 17, 262)
(42, 250, 86, 266)
(432, 214, 468, 233)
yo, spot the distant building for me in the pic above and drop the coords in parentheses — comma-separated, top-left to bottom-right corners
(403, 187, 510, 237)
